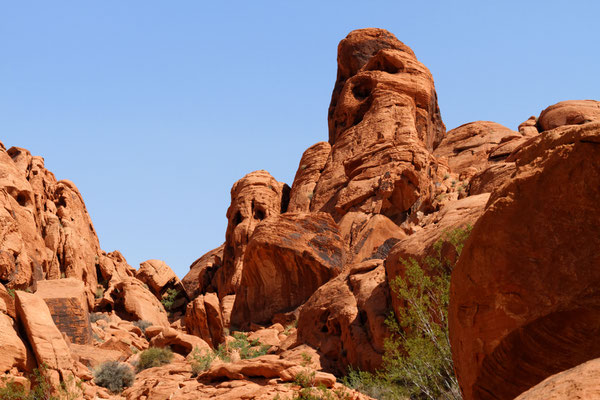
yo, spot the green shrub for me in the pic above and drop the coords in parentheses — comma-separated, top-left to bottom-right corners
(344, 226, 471, 400)
(136, 347, 173, 372)
(132, 320, 153, 335)
(93, 361, 135, 393)
(161, 288, 179, 312)
(190, 347, 216, 376)
(94, 286, 104, 299)
(190, 333, 269, 375)
(6, 288, 15, 298)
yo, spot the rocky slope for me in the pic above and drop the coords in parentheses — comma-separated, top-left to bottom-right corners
(1, 28, 598, 400)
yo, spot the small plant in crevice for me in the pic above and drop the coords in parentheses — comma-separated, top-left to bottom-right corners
(0, 364, 83, 400)
(136, 347, 174, 372)
(161, 288, 179, 312)
(89, 312, 110, 323)
(93, 361, 135, 393)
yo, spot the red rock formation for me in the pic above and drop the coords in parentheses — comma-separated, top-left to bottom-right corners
(185, 293, 225, 348)
(297, 260, 391, 373)
(449, 122, 600, 400)
(36, 278, 92, 345)
(537, 100, 600, 131)
(514, 358, 600, 400)
(230, 212, 343, 328)
(215, 170, 290, 298)
(0, 312, 28, 373)
(310, 28, 445, 223)
(181, 244, 224, 299)
(103, 278, 170, 327)
(288, 142, 331, 213)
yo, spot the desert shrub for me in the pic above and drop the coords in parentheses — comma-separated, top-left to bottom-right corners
(89, 312, 109, 323)
(94, 286, 104, 299)
(190, 347, 216, 376)
(136, 347, 173, 372)
(132, 320, 153, 335)
(344, 226, 471, 400)
(0, 364, 83, 400)
(190, 333, 269, 375)
(93, 361, 135, 393)
(160, 288, 179, 312)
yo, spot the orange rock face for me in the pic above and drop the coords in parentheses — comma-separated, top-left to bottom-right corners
(35, 278, 92, 345)
(15, 291, 73, 371)
(297, 260, 391, 373)
(0, 312, 28, 373)
(537, 100, 600, 131)
(216, 170, 290, 298)
(309, 28, 445, 223)
(230, 212, 343, 328)
(514, 358, 600, 400)
(103, 278, 170, 327)
(288, 142, 331, 213)
(185, 292, 225, 347)
(182, 244, 224, 299)
(449, 122, 600, 400)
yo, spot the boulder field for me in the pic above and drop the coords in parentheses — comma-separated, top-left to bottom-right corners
(0, 28, 598, 399)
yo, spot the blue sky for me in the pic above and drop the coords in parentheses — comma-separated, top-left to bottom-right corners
(2, 1, 598, 278)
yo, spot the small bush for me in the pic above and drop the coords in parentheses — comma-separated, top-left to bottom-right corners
(136, 347, 173, 372)
(190, 347, 216, 376)
(94, 361, 135, 393)
(94, 286, 104, 299)
(161, 288, 179, 312)
(6, 288, 15, 298)
(89, 313, 109, 323)
(132, 320, 153, 335)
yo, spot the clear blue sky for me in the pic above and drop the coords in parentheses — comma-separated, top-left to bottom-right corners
(2, 1, 598, 279)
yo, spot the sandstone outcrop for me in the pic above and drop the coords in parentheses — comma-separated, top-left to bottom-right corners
(15, 291, 73, 371)
(148, 326, 210, 356)
(0, 312, 28, 372)
(537, 100, 600, 131)
(230, 212, 343, 328)
(288, 141, 331, 212)
(182, 244, 224, 299)
(309, 28, 445, 223)
(35, 278, 92, 345)
(185, 292, 225, 348)
(215, 170, 290, 298)
(449, 121, 600, 400)
(102, 278, 170, 327)
(514, 358, 600, 400)
(297, 260, 391, 373)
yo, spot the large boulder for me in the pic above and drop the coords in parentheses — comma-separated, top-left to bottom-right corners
(514, 358, 600, 400)
(537, 100, 600, 131)
(35, 278, 92, 345)
(184, 292, 225, 348)
(181, 244, 224, 299)
(215, 171, 290, 298)
(104, 278, 170, 327)
(0, 313, 28, 372)
(15, 291, 73, 371)
(230, 212, 343, 328)
(309, 29, 446, 223)
(449, 122, 600, 400)
(288, 142, 331, 213)
(297, 260, 391, 373)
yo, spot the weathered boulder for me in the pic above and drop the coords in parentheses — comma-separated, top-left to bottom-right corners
(514, 358, 600, 400)
(215, 170, 290, 298)
(36, 278, 92, 345)
(15, 291, 73, 370)
(185, 292, 225, 348)
(538, 100, 600, 131)
(136, 259, 188, 315)
(181, 244, 224, 299)
(0, 283, 16, 318)
(288, 142, 331, 213)
(230, 212, 343, 328)
(337, 212, 405, 264)
(96, 250, 135, 285)
(433, 121, 523, 179)
(311, 29, 445, 222)
(449, 122, 600, 400)
(149, 326, 210, 356)
(386, 194, 488, 322)
(297, 260, 390, 373)
(0, 312, 28, 372)
(104, 278, 170, 327)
